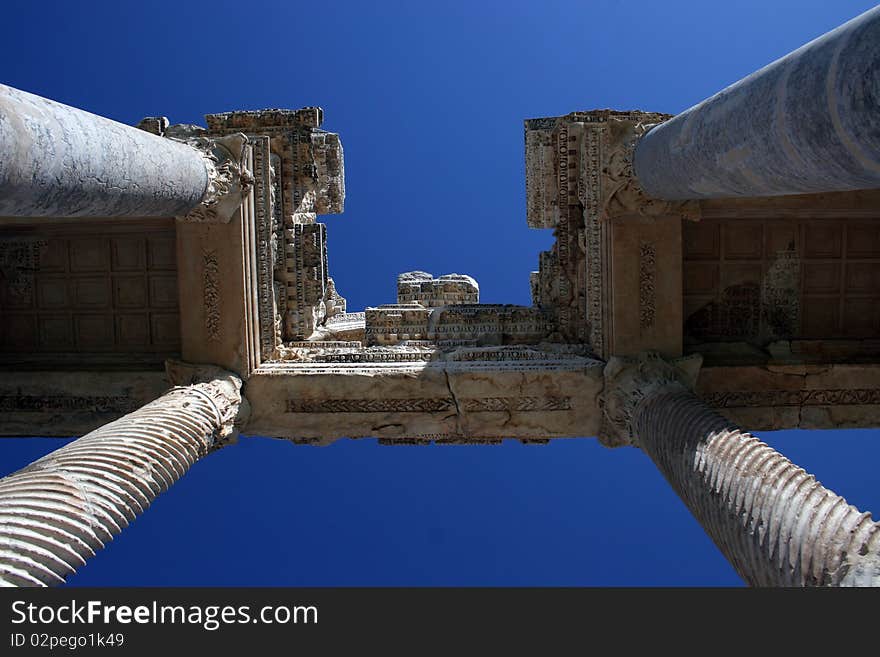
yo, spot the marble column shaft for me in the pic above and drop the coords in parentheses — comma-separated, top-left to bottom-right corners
(633, 6, 880, 199)
(0, 83, 210, 218)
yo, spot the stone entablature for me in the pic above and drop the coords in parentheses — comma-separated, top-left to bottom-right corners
(525, 109, 696, 357)
(397, 271, 479, 307)
(202, 109, 345, 344)
(141, 107, 348, 359)
(364, 303, 552, 347)
(246, 344, 603, 445)
(205, 108, 344, 218)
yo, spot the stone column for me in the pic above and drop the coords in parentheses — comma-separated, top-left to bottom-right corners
(0, 83, 220, 218)
(601, 353, 880, 586)
(633, 6, 880, 199)
(0, 369, 242, 587)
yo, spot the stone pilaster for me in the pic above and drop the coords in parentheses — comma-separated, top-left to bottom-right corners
(525, 111, 697, 358)
(0, 368, 243, 587)
(600, 352, 880, 586)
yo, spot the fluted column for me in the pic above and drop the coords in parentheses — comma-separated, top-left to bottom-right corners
(633, 6, 880, 200)
(601, 353, 880, 586)
(0, 370, 242, 587)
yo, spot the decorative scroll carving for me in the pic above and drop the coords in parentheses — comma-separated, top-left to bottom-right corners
(599, 352, 703, 448)
(203, 249, 221, 340)
(0, 394, 137, 413)
(379, 436, 505, 446)
(702, 389, 880, 408)
(639, 241, 656, 330)
(461, 396, 571, 412)
(176, 133, 253, 224)
(286, 396, 573, 414)
(287, 398, 455, 413)
(0, 238, 47, 299)
(601, 117, 699, 220)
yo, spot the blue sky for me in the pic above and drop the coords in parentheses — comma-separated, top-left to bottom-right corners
(2, 0, 879, 586)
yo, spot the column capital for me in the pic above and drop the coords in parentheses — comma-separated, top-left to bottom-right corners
(598, 352, 702, 448)
(173, 132, 253, 224)
(164, 359, 248, 444)
(601, 116, 701, 221)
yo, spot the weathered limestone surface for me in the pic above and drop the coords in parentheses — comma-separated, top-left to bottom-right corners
(0, 371, 170, 437)
(0, 369, 242, 586)
(525, 110, 695, 357)
(202, 108, 345, 343)
(0, 84, 210, 218)
(397, 271, 479, 307)
(601, 353, 880, 586)
(365, 303, 552, 347)
(246, 345, 603, 444)
(634, 6, 880, 199)
(697, 362, 880, 432)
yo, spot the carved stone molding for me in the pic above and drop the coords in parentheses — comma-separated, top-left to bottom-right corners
(285, 395, 573, 414)
(176, 133, 253, 224)
(526, 110, 699, 356)
(601, 116, 700, 221)
(164, 359, 249, 443)
(702, 388, 880, 408)
(638, 241, 656, 330)
(202, 249, 221, 341)
(598, 352, 703, 448)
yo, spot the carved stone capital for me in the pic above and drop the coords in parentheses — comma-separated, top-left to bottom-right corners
(176, 133, 253, 224)
(598, 352, 702, 448)
(602, 117, 700, 221)
(164, 359, 249, 444)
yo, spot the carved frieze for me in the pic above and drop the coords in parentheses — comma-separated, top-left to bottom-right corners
(0, 394, 137, 413)
(702, 388, 880, 408)
(525, 110, 699, 356)
(201, 109, 346, 348)
(285, 395, 573, 414)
